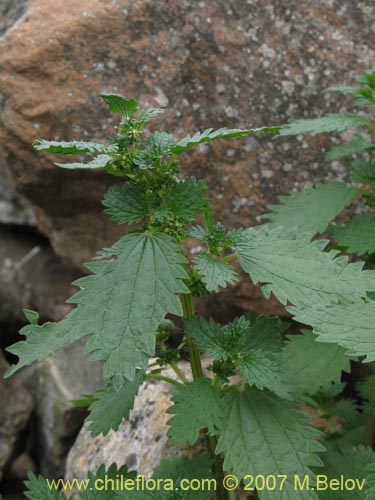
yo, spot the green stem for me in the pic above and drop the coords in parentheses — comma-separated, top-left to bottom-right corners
(169, 360, 189, 383)
(180, 293, 203, 380)
(228, 489, 237, 500)
(180, 292, 229, 500)
(144, 374, 182, 387)
(365, 124, 375, 135)
(158, 340, 188, 383)
(147, 361, 161, 369)
(208, 435, 231, 500)
(222, 253, 238, 263)
(362, 363, 375, 447)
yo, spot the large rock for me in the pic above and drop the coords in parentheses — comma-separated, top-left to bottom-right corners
(0, 0, 29, 37)
(0, 1, 35, 227)
(65, 364, 197, 481)
(0, 0, 374, 314)
(16, 340, 103, 478)
(0, 350, 33, 481)
(0, 225, 79, 329)
(0, 166, 35, 226)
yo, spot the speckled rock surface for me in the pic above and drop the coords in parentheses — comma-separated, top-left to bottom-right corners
(0, 1, 35, 226)
(0, 0, 29, 37)
(65, 364, 199, 481)
(16, 340, 103, 478)
(0, 0, 374, 312)
(0, 350, 33, 482)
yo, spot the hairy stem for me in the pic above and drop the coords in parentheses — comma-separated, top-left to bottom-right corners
(180, 292, 229, 500)
(362, 363, 375, 447)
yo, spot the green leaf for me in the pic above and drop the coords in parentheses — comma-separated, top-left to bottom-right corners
(238, 350, 292, 399)
(24, 472, 66, 500)
(356, 68, 375, 88)
(85, 371, 144, 436)
(314, 445, 375, 500)
(153, 454, 213, 482)
(326, 136, 373, 161)
(153, 455, 214, 500)
(186, 314, 285, 362)
(100, 92, 138, 118)
(54, 155, 112, 169)
(187, 225, 209, 242)
(116, 492, 166, 500)
(216, 386, 324, 499)
(171, 126, 280, 154)
(240, 312, 287, 352)
(33, 139, 117, 154)
(163, 177, 208, 222)
(80, 463, 137, 500)
(5, 309, 85, 378)
(332, 399, 362, 429)
(326, 85, 375, 106)
(187, 222, 229, 253)
(280, 331, 351, 397)
(23, 308, 39, 325)
(354, 88, 375, 106)
(279, 114, 372, 136)
(263, 182, 357, 235)
(137, 107, 164, 123)
(71, 393, 97, 408)
(288, 299, 375, 362)
(192, 253, 238, 292)
(167, 378, 222, 445)
(186, 315, 290, 398)
(326, 85, 361, 96)
(332, 214, 375, 256)
(233, 225, 375, 308)
(357, 376, 375, 417)
(115, 455, 214, 500)
(75, 233, 189, 380)
(102, 183, 148, 224)
(134, 132, 176, 169)
(7, 233, 189, 381)
(365, 462, 375, 500)
(185, 316, 228, 360)
(350, 159, 375, 184)
(336, 426, 365, 449)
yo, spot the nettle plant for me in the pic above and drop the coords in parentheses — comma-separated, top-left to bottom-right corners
(274, 67, 375, 260)
(6, 87, 375, 500)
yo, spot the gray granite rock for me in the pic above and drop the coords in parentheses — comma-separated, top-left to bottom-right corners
(0, 0, 29, 37)
(0, 165, 35, 226)
(65, 363, 197, 481)
(16, 340, 103, 478)
(0, 350, 33, 481)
